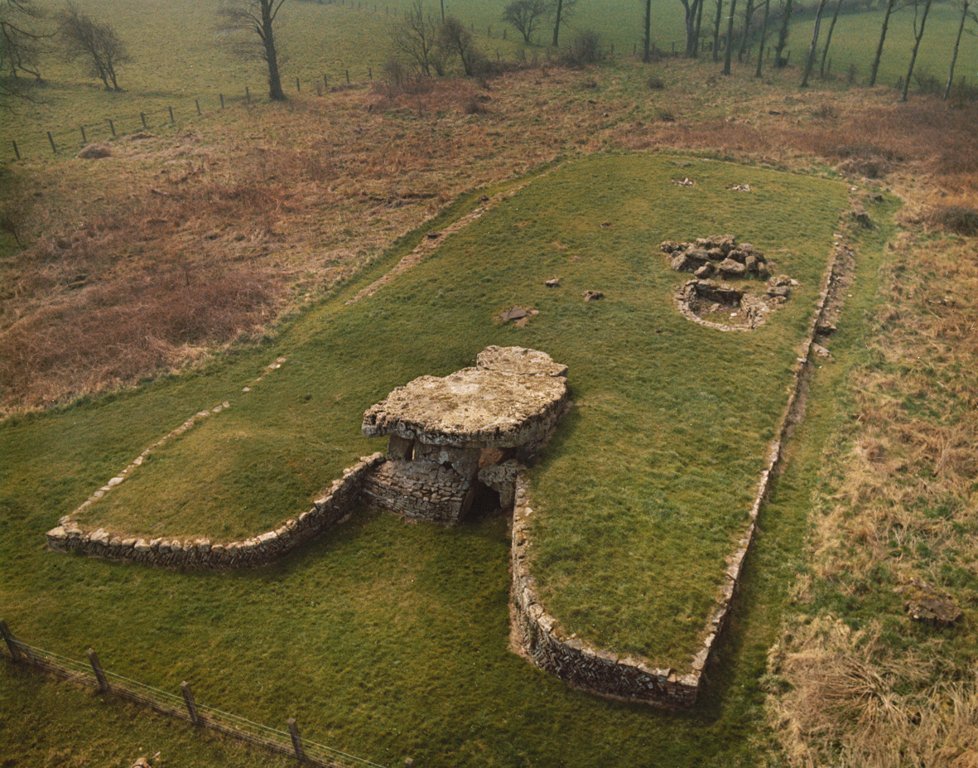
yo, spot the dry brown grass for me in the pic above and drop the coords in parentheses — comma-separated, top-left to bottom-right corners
(2, 61, 977, 418)
(767, 206, 978, 765)
(770, 618, 978, 768)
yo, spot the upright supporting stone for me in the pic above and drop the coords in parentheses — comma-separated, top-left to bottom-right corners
(287, 718, 306, 762)
(181, 681, 201, 725)
(87, 648, 109, 692)
(0, 620, 21, 662)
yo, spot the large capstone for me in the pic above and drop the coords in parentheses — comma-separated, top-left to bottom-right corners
(361, 346, 569, 523)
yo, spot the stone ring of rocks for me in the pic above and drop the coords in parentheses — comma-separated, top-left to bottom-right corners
(663, 236, 797, 331)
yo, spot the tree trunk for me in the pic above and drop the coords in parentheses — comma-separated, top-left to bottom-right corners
(262, 3, 285, 101)
(755, 0, 771, 76)
(774, 0, 793, 66)
(644, 0, 653, 62)
(723, 0, 739, 73)
(683, 0, 700, 56)
(552, 0, 563, 47)
(944, 0, 970, 100)
(801, 0, 829, 86)
(902, 0, 934, 101)
(693, 0, 706, 56)
(819, 0, 843, 78)
(738, 0, 755, 62)
(869, 0, 896, 86)
(713, 0, 724, 61)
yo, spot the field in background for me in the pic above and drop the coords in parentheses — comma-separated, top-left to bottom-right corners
(1, 0, 974, 160)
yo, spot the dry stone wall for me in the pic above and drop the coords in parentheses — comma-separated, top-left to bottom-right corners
(47, 454, 385, 568)
(510, 229, 854, 707)
(362, 459, 472, 523)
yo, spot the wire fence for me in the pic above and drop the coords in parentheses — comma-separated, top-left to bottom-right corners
(0, 619, 388, 768)
(3, 0, 696, 163)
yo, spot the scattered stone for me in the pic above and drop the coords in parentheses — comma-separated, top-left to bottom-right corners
(730, 183, 752, 192)
(850, 207, 874, 229)
(816, 321, 838, 336)
(718, 258, 747, 277)
(904, 580, 962, 627)
(77, 144, 112, 160)
(130, 758, 151, 768)
(583, 290, 604, 302)
(427, 230, 442, 239)
(672, 177, 695, 186)
(661, 235, 769, 279)
(812, 343, 830, 358)
(498, 306, 538, 325)
(545, 277, 560, 288)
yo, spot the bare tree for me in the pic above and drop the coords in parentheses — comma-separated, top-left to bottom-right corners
(678, 0, 701, 57)
(503, 0, 550, 44)
(439, 15, 482, 76)
(773, 0, 793, 66)
(1, 0, 45, 89)
(643, 0, 653, 62)
(901, 0, 933, 101)
(57, 2, 129, 91)
(391, 0, 440, 76)
(754, 0, 772, 76)
(723, 0, 739, 74)
(868, 0, 898, 86)
(944, 0, 976, 99)
(217, 0, 288, 101)
(800, 0, 829, 86)
(551, 0, 576, 47)
(738, 0, 755, 62)
(818, 0, 843, 78)
(712, 0, 724, 61)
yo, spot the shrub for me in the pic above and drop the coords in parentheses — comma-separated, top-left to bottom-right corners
(930, 205, 978, 236)
(561, 30, 604, 67)
(647, 75, 665, 91)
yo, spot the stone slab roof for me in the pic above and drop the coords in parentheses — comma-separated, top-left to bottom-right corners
(362, 347, 568, 448)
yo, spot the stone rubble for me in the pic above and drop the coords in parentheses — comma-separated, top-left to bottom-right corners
(661, 235, 771, 280)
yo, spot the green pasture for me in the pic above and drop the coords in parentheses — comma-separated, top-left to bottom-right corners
(3, 0, 974, 160)
(0, 152, 895, 767)
(76, 152, 845, 664)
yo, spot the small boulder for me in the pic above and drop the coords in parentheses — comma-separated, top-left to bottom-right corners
(77, 144, 112, 160)
(545, 278, 560, 288)
(904, 581, 962, 627)
(718, 258, 747, 277)
(583, 290, 604, 302)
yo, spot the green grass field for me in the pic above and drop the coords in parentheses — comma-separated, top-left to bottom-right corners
(2, 0, 973, 161)
(74, 153, 846, 666)
(0, 151, 895, 766)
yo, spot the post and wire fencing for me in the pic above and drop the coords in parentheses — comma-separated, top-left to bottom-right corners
(0, 620, 388, 768)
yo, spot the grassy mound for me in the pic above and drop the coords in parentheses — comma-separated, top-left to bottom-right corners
(75, 153, 846, 669)
(0, 154, 896, 768)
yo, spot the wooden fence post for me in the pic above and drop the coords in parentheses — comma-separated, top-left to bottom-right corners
(345, 69, 350, 85)
(220, 93, 225, 109)
(108, 118, 116, 137)
(140, 112, 148, 129)
(368, 66, 372, 80)
(181, 681, 201, 725)
(11, 141, 20, 161)
(79, 125, 87, 144)
(287, 718, 306, 762)
(323, 74, 328, 90)
(295, 77, 301, 92)
(47, 131, 56, 154)
(168, 106, 175, 124)
(87, 648, 109, 692)
(246, 86, 251, 103)
(0, 620, 21, 661)
(195, 98, 202, 115)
